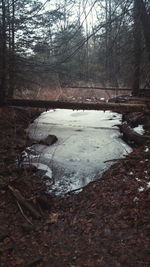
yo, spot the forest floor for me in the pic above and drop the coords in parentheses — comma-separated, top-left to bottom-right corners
(0, 103, 150, 266)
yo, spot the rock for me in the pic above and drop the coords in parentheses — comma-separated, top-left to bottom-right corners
(39, 135, 58, 146)
(32, 163, 52, 179)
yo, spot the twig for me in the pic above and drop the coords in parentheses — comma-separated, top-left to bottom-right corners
(8, 185, 41, 219)
(16, 201, 33, 225)
(66, 186, 84, 195)
(104, 156, 141, 163)
(104, 158, 123, 163)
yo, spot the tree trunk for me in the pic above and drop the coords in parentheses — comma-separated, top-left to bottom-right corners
(0, 0, 7, 104)
(7, 98, 147, 112)
(132, 0, 142, 95)
(135, 0, 150, 62)
(105, 0, 109, 81)
(8, 0, 15, 98)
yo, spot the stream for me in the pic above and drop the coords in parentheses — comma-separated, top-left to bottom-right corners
(26, 109, 132, 195)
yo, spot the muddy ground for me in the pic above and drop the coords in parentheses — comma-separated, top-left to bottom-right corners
(0, 106, 150, 266)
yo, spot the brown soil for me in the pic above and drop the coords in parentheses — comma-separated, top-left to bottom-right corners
(0, 107, 150, 267)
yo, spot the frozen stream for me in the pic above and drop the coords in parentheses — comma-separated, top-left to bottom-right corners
(27, 109, 132, 195)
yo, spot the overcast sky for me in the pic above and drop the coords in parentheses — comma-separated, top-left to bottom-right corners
(39, 0, 103, 33)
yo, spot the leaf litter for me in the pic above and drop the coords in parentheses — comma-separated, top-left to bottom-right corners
(0, 107, 150, 266)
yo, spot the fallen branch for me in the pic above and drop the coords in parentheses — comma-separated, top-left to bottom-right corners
(16, 201, 33, 225)
(104, 158, 125, 163)
(8, 185, 41, 219)
(66, 186, 84, 195)
(119, 123, 150, 145)
(65, 86, 132, 91)
(104, 156, 142, 163)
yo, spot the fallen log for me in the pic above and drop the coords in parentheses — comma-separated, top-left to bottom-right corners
(122, 112, 145, 127)
(8, 185, 41, 219)
(7, 98, 149, 112)
(64, 86, 132, 91)
(119, 123, 150, 145)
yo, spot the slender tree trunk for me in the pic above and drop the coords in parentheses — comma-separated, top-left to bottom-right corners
(105, 0, 109, 81)
(8, 0, 12, 96)
(83, 0, 89, 81)
(0, 0, 6, 104)
(135, 0, 150, 62)
(8, 0, 15, 98)
(105, 0, 117, 86)
(132, 0, 142, 95)
(108, 0, 112, 84)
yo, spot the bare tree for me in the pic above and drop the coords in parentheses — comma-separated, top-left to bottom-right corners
(132, 0, 142, 94)
(136, 0, 150, 61)
(0, 0, 6, 103)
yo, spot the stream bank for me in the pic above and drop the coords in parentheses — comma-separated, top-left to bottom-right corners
(0, 106, 150, 266)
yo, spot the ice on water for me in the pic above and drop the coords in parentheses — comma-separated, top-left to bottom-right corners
(27, 109, 132, 195)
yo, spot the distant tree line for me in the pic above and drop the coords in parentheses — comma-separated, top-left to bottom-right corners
(0, 0, 150, 102)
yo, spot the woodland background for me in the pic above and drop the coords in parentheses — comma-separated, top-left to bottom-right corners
(0, 0, 150, 101)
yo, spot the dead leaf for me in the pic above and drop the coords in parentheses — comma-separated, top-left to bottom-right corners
(46, 213, 59, 224)
(14, 258, 25, 265)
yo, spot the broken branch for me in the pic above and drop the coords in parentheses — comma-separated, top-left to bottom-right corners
(8, 185, 41, 219)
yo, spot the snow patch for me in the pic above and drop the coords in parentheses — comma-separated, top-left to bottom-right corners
(31, 163, 52, 179)
(133, 197, 139, 202)
(133, 125, 144, 135)
(138, 182, 150, 192)
(147, 182, 150, 188)
(138, 187, 144, 192)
